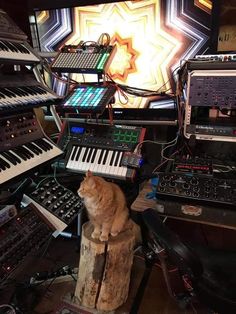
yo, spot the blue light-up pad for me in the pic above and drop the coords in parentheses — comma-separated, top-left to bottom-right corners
(61, 85, 116, 114)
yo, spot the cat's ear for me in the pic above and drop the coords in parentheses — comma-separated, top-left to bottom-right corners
(86, 170, 93, 177)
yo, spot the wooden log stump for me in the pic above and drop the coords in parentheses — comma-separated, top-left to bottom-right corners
(74, 221, 136, 312)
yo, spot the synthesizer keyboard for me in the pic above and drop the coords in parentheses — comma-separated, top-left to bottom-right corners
(57, 121, 146, 181)
(0, 39, 40, 63)
(0, 9, 40, 64)
(0, 111, 63, 185)
(0, 203, 52, 284)
(156, 172, 236, 208)
(0, 74, 60, 113)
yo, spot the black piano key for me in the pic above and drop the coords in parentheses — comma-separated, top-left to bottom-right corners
(31, 86, 46, 95)
(102, 150, 109, 164)
(34, 139, 48, 152)
(70, 146, 78, 161)
(7, 41, 19, 52)
(0, 91, 6, 98)
(114, 151, 121, 166)
(0, 159, 7, 170)
(12, 41, 24, 53)
(0, 41, 8, 51)
(24, 143, 41, 155)
(98, 149, 105, 164)
(119, 152, 124, 166)
(12, 148, 28, 161)
(86, 148, 93, 162)
(1, 152, 18, 165)
(8, 42, 20, 52)
(82, 147, 89, 162)
(109, 151, 116, 166)
(75, 146, 82, 161)
(35, 139, 52, 151)
(22, 86, 37, 95)
(7, 87, 20, 97)
(91, 149, 97, 163)
(15, 42, 30, 54)
(0, 156, 10, 169)
(0, 88, 13, 98)
(41, 138, 53, 149)
(13, 87, 27, 97)
(8, 151, 22, 163)
(8, 87, 25, 98)
(18, 146, 33, 159)
(35, 86, 47, 95)
(2, 40, 17, 52)
(22, 146, 35, 158)
(21, 44, 30, 54)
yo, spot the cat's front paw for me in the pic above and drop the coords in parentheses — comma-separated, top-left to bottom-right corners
(99, 234, 108, 242)
(91, 231, 100, 239)
(111, 231, 119, 237)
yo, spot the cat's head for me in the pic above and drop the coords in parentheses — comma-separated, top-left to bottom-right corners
(77, 170, 97, 199)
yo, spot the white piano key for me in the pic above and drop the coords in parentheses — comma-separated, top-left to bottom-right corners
(89, 149, 101, 172)
(99, 149, 111, 174)
(117, 152, 127, 178)
(96, 149, 106, 173)
(104, 150, 115, 175)
(74, 147, 86, 171)
(66, 146, 76, 169)
(112, 151, 120, 176)
(86, 147, 95, 172)
(71, 146, 82, 169)
(83, 147, 92, 171)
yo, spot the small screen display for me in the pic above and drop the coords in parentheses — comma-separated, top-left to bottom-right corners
(70, 126, 85, 134)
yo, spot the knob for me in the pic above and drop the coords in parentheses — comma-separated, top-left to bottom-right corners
(190, 177, 199, 185)
(169, 181, 176, 187)
(183, 183, 190, 189)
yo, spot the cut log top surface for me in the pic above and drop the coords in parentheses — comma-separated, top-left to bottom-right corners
(83, 220, 136, 245)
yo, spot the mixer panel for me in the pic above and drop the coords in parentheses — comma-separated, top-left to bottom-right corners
(156, 173, 236, 208)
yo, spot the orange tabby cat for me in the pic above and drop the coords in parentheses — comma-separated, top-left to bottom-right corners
(77, 170, 129, 242)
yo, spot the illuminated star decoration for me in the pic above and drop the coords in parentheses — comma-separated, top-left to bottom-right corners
(109, 32, 140, 82)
